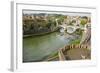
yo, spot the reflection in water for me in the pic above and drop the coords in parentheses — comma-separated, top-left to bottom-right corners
(23, 32, 80, 62)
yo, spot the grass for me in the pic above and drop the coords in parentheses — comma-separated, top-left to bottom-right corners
(46, 51, 58, 61)
(47, 51, 58, 58)
(70, 39, 81, 45)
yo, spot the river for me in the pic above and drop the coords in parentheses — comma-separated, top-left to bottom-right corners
(23, 32, 80, 62)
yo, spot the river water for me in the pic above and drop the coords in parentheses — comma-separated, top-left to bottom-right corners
(23, 32, 80, 62)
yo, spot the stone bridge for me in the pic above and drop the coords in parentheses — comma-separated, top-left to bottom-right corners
(58, 24, 85, 34)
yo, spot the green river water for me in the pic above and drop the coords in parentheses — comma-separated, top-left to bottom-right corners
(23, 32, 79, 62)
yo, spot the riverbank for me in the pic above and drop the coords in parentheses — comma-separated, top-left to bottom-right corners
(46, 38, 91, 61)
(45, 38, 81, 61)
(23, 28, 59, 38)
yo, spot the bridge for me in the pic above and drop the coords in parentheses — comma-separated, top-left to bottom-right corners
(55, 18, 87, 34)
(58, 24, 85, 34)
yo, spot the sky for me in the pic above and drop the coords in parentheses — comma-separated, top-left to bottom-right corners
(23, 10, 91, 17)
